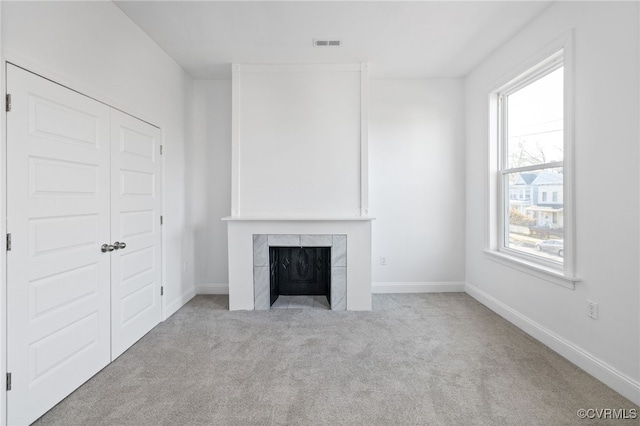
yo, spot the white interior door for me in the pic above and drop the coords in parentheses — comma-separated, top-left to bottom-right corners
(6, 65, 112, 425)
(110, 109, 162, 360)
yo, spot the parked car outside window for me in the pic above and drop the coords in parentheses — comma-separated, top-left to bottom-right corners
(535, 239, 564, 257)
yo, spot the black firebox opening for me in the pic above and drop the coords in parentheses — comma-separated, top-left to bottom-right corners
(269, 246, 331, 307)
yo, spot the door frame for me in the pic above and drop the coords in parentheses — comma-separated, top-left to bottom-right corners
(1, 57, 166, 425)
(1, 6, 7, 424)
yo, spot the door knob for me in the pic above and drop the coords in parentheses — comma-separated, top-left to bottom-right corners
(101, 244, 115, 253)
(114, 241, 126, 250)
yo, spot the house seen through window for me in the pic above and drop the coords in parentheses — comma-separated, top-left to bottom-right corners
(498, 55, 565, 266)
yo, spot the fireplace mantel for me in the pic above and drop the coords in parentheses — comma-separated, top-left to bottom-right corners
(222, 216, 375, 221)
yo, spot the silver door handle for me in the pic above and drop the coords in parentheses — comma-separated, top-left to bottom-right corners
(101, 244, 115, 253)
(114, 241, 126, 250)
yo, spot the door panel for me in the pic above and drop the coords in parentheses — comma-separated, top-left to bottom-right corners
(7, 65, 112, 426)
(110, 110, 162, 360)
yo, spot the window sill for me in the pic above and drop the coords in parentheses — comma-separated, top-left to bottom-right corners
(483, 250, 580, 290)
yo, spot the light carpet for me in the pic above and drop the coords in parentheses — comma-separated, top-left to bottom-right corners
(33, 294, 638, 425)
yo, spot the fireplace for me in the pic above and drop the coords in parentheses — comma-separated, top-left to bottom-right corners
(269, 247, 331, 306)
(224, 218, 372, 311)
(226, 64, 372, 311)
(253, 234, 347, 310)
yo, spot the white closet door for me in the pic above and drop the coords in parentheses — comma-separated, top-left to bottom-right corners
(6, 65, 112, 426)
(110, 109, 162, 360)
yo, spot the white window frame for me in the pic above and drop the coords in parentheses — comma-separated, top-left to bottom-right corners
(486, 33, 579, 288)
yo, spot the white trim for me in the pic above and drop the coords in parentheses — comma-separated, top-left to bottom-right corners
(237, 63, 362, 74)
(0, 7, 7, 423)
(158, 127, 166, 325)
(372, 282, 465, 293)
(196, 283, 230, 295)
(497, 49, 564, 96)
(222, 216, 374, 222)
(503, 161, 564, 175)
(484, 250, 578, 289)
(163, 287, 196, 320)
(487, 30, 577, 286)
(465, 282, 640, 405)
(231, 64, 240, 216)
(360, 63, 369, 216)
(562, 32, 577, 278)
(488, 31, 574, 96)
(497, 57, 565, 256)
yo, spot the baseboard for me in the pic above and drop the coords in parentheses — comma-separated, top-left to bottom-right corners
(465, 282, 640, 405)
(163, 286, 196, 320)
(196, 282, 229, 295)
(372, 281, 465, 293)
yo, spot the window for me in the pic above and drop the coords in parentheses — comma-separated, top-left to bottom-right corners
(493, 49, 571, 273)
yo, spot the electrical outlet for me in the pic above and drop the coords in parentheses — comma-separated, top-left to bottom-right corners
(380, 256, 387, 266)
(587, 300, 598, 320)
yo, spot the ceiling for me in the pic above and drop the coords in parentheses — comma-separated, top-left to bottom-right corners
(114, 1, 552, 80)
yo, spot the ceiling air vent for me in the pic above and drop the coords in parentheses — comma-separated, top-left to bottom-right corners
(313, 39, 342, 47)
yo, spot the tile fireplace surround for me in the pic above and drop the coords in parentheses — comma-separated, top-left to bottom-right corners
(253, 234, 347, 310)
(223, 218, 373, 311)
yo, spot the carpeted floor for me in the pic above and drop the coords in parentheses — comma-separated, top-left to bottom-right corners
(33, 294, 637, 425)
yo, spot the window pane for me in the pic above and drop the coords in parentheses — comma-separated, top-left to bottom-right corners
(506, 167, 563, 263)
(507, 67, 563, 168)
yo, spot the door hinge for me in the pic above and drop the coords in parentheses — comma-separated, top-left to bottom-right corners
(6, 373, 11, 391)
(160, 215, 163, 225)
(160, 145, 163, 155)
(161, 286, 164, 296)
(6, 233, 11, 251)
(6, 94, 11, 112)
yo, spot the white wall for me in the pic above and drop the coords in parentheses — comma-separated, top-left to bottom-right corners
(234, 64, 363, 217)
(465, 1, 639, 403)
(188, 80, 232, 293)
(1, 1, 195, 320)
(369, 79, 466, 292)
(189, 78, 467, 294)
